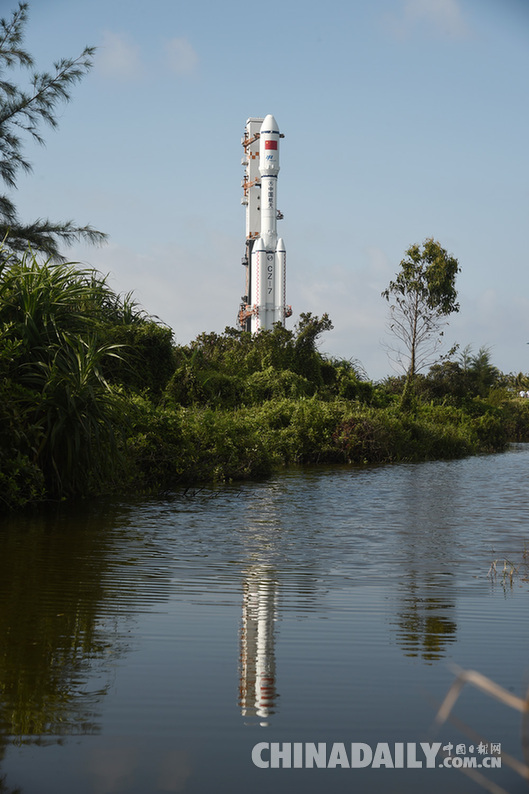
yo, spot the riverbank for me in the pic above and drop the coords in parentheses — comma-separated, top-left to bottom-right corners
(123, 393, 529, 495)
(3, 254, 529, 510)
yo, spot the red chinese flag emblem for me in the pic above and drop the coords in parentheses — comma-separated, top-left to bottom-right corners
(265, 140, 278, 150)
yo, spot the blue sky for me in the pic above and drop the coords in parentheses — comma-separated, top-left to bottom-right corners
(9, 0, 529, 379)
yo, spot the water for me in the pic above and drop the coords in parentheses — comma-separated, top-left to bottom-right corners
(1, 446, 529, 793)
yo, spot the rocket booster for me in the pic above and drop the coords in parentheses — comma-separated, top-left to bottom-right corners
(239, 114, 291, 333)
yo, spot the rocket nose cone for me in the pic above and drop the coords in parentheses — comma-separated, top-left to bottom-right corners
(261, 114, 279, 134)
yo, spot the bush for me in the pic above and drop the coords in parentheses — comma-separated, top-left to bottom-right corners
(126, 399, 275, 489)
(244, 367, 314, 404)
(469, 412, 508, 453)
(102, 322, 175, 395)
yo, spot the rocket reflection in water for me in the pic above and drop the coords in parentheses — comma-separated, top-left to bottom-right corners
(239, 566, 279, 726)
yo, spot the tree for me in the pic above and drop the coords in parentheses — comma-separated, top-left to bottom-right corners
(382, 237, 460, 407)
(0, 2, 106, 259)
(464, 345, 501, 397)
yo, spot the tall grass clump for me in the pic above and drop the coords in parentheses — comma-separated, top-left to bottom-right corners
(0, 249, 136, 502)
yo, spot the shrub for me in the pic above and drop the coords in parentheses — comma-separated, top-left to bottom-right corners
(102, 322, 175, 395)
(244, 367, 314, 404)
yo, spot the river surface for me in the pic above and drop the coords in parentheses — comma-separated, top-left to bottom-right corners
(1, 446, 529, 793)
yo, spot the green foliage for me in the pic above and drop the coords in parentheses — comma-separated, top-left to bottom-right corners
(164, 313, 353, 408)
(383, 238, 460, 315)
(124, 396, 186, 490)
(332, 404, 476, 463)
(0, 249, 165, 504)
(179, 313, 334, 386)
(164, 358, 244, 408)
(124, 392, 527, 494)
(245, 367, 314, 404)
(417, 346, 502, 404)
(469, 411, 508, 453)
(101, 321, 175, 395)
(291, 312, 334, 383)
(0, 379, 44, 508)
(382, 238, 460, 407)
(3, 249, 529, 508)
(0, 2, 106, 258)
(126, 397, 274, 490)
(499, 399, 529, 442)
(20, 336, 125, 495)
(464, 345, 501, 398)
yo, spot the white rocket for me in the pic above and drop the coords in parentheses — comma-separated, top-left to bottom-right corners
(238, 115, 291, 332)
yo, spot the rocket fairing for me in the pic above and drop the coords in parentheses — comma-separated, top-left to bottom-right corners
(238, 115, 291, 333)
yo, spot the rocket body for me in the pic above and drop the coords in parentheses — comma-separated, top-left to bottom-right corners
(258, 115, 280, 250)
(239, 115, 291, 332)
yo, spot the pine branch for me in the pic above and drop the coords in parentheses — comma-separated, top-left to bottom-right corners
(0, 2, 32, 71)
(0, 5, 105, 258)
(0, 193, 17, 223)
(0, 219, 108, 260)
(0, 47, 95, 138)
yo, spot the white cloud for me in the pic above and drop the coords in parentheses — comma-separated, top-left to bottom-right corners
(387, 0, 469, 39)
(97, 31, 143, 80)
(165, 37, 199, 76)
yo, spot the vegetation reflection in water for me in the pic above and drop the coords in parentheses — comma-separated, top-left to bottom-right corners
(0, 505, 128, 743)
(1, 449, 529, 792)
